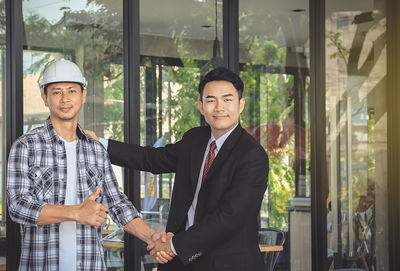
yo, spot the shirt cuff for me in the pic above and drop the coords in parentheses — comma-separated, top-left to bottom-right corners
(170, 237, 177, 255)
(99, 137, 109, 150)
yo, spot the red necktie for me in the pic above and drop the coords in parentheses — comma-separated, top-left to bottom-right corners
(194, 141, 217, 224)
(202, 141, 216, 182)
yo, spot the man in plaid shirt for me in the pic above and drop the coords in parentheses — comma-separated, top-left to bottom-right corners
(7, 59, 161, 270)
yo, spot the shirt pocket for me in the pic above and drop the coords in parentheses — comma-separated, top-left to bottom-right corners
(86, 166, 104, 200)
(28, 166, 54, 203)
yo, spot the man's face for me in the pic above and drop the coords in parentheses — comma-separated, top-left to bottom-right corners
(198, 80, 245, 139)
(41, 82, 86, 122)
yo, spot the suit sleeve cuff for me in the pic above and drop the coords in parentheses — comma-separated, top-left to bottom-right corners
(170, 237, 177, 255)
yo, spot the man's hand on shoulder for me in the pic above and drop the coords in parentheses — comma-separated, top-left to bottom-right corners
(84, 129, 99, 141)
(75, 186, 108, 227)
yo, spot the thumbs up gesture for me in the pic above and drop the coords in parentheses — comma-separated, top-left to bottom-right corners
(76, 186, 109, 227)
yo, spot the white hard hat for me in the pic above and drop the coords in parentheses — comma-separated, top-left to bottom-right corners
(39, 59, 87, 93)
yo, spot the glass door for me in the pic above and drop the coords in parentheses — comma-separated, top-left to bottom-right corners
(325, 0, 389, 270)
(239, 1, 311, 270)
(139, 0, 223, 269)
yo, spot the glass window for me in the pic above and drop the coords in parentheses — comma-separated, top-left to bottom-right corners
(239, 1, 310, 270)
(0, 0, 5, 268)
(139, 0, 222, 269)
(22, 0, 125, 269)
(325, 0, 388, 270)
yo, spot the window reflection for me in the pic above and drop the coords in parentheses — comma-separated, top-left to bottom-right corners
(326, 0, 388, 270)
(22, 1, 125, 269)
(239, 1, 310, 270)
(139, 0, 223, 269)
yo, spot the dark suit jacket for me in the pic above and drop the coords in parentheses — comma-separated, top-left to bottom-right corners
(108, 124, 269, 271)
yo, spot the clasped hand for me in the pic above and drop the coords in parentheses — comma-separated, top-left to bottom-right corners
(148, 231, 176, 264)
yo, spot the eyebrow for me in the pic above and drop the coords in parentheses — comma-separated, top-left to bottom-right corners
(49, 86, 78, 91)
(205, 93, 234, 99)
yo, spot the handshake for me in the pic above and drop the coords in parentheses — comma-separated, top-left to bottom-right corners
(148, 231, 176, 264)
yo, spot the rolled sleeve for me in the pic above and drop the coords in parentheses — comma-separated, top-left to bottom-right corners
(7, 140, 47, 226)
(107, 194, 141, 228)
(100, 151, 141, 228)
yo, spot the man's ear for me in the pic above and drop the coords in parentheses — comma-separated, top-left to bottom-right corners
(239, 98, 245, 114)
(41, 93, 49, 107)
(198, 100, 204, 115)
(82, 89, 87, 104)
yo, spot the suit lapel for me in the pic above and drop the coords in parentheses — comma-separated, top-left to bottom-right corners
(190, 128, 210, 190)
(203, 124, 244, 183)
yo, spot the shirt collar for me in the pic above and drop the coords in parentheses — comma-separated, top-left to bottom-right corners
(44, 117, 89, 145)
(209, 122, 239, 152)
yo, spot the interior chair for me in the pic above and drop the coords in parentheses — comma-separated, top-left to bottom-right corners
(259, 228, 286, 271)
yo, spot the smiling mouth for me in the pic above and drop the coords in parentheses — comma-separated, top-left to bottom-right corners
(59, 107, 72, 113)
(213, 115, 228, 119)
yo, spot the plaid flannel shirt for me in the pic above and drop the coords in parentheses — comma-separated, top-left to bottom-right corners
(7, 118, 140, 271)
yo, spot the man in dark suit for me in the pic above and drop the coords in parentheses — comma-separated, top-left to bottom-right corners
(87, 67, 269, 271)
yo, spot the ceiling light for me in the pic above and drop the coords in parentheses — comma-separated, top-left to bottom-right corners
(291, 9, 305, 13)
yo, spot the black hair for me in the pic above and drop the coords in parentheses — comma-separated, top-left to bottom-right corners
(198, 67, 244, 101)
(44, 82, 84, 95)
